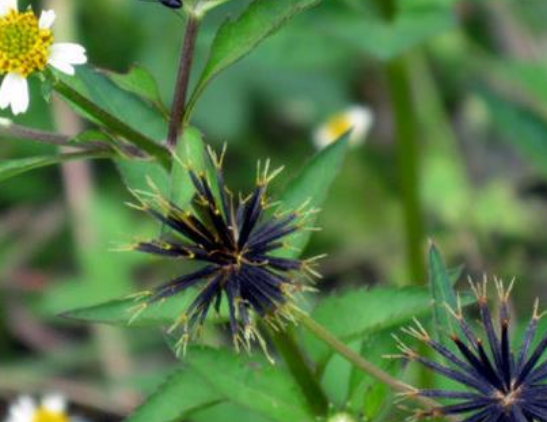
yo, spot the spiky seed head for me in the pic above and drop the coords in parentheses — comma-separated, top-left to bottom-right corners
(130, 146, 319, 356)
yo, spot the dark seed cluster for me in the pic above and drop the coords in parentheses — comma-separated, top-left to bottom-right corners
(131, 147, 318, 354)
(397, 280, 547, 422)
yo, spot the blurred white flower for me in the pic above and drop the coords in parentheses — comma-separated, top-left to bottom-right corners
(5, 394, 72, 422)
(327, 413, 357, 422)
(313, 105, 373, 149)
(0, 0, 87, 115)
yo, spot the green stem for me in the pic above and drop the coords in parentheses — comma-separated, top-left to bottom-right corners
(268, 328, 330, 417)
(167, 14, 201, 151)
(52, 78, 170, 168)
(385, 58, 426, 284)
(294, 310, 454, 415)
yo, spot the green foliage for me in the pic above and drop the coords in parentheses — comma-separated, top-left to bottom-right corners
(327, 7, 455, 61)
(62, 290, 195, 327)
(0, 151, 111, 182)
(279, 135, 350, 257)
(301, 287, 435, 365)
(481, 89, 547, 178)
(428, 242, 458, 344)
(125, 366, 222, 422)
(185, 348, 315, 422)
(188, 0, 322, 114)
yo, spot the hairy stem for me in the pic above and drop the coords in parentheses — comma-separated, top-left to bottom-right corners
(269, 328, 330, 417)
(167, 14, 201, 151)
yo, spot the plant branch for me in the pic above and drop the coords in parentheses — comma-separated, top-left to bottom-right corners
(166, 14, 201, 151)
(295, 309, 453, 415)
(0, 121, 110, 150)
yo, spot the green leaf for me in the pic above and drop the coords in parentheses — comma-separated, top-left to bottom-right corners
(125, 366, 223, 422)
(0, 151, 111, 183)
(117, 158, 171, 198)
(301, 286, 435, 365)
(186, 348, 315, 422)
(169, 127, 207, 208)
(347, 332, 402, 419)
(188, 0, 321, 115)
(481, 89, 547, 178)
(279, 135, 350, 257)
(108, 66, 167, 113)
(61, 291, 195, 327)
(52, 66, 169, 166)
(428, 242, 458, 346)
(328, 8, 455, 61)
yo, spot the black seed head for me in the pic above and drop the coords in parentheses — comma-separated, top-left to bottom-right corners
(399, 278, 547, 422)
(131, 146, 318, 356)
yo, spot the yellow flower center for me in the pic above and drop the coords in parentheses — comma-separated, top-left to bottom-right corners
(325, 114, 352, 140)
(32, 408, 69, 422)
(0, 10, 53, 76)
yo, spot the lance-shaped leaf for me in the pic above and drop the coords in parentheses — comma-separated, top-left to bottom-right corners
(187, 0, 321, 117)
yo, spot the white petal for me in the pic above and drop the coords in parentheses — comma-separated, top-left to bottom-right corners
(39, 10, 56, 30)
(346, 106, 374, 147)
(0, 74, 15, 110)
(312, 105, 374, 150)
(42, 394, 66, 414)
(312, 126, 332, 150)
(0, 73, 29, 115)
(49, 43, 87, 65)
(7, 396, 36, 422)
(48, 59, 75, 75)
(0, 0, 18, 16)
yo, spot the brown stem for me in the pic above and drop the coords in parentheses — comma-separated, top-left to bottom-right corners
(166, 14, 201, 151)
(0, 122, 110, 150)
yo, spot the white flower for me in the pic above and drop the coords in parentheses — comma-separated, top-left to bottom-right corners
(313, 105, 374, 149)
(0, 0, 87, 115)
(327, 413, 357, 422)
(5, 394, 72, 422)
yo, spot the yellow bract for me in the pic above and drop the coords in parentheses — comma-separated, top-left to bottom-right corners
(31, 408, 69, 422)
(0, 10, 53, 76)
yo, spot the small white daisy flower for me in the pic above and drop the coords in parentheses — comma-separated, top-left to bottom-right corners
(5, 394, 72, 422)
(0, 0, 87, 115)
(313, 105, 374, 149)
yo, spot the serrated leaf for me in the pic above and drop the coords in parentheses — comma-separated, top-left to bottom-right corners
(125, 366, 223, 422)
(301, 287, 434, 365)
(188, 0, 321, 114)
(186, 348, 315, 422)
(279, 135, 349, 257)
(428, 242, 458, 348)
(0, 151, 111, 183)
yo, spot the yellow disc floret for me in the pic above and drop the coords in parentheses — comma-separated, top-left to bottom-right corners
(32, 408, 69, 422)
(0, 10, 53, 76)
(325, 113, 352, 140)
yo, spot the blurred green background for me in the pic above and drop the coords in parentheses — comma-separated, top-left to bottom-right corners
(2, 0, 547, 419)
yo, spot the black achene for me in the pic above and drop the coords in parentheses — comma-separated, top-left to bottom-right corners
(130, 147, 318, 354)
(398, 280, 547, 422)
